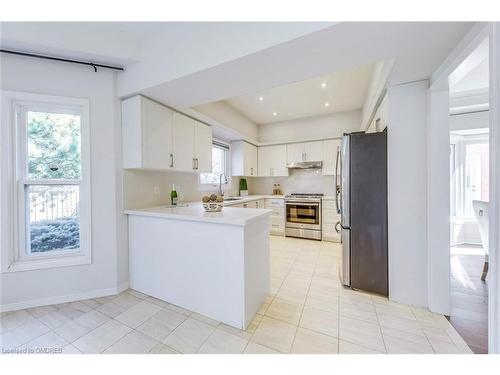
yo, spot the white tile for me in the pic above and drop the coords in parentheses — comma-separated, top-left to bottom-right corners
(338, 340, 384, 354)
(114, 300, 162, 328)
(338, 316, 385, 353)
(150, 308, 187, 332)
(61, 344, 82, 354)
(218, 323, 252, 340)
(162, 317, 215, 354)
(197, 327, 248, 354)
(54, 321, 94, 343)
(299, 306, 338, 338)
(20, 331, 68, 354)
(95, 301, 127, 318)
(265, 298, 303, 325)
(73, 310, 110, 330)
(26, 305, 58, 318)
(429, 338, 461, 354)
(136, 318, 175, 341)
(126, 289, 149, 300)
(111, 292, 143, 309)
(243, 341, 280, 354)
(377, 313, 424, 336)
(165, 304, 192, 317)
(190, 312, 220, 327)
(384, 335, 434, 354)
(37, 311, 72, 329)
(145, 296, 170, 308)
(148, 342, 179, 354)
(251, 316, 297, 353)
(291, 327, 338, 354)
(0, 310, 36, 332)
(1, 320, 50, 349)
(104, 330, 157, 354)
(73, 319, 132, 354)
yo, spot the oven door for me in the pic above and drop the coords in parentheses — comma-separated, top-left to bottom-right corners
(285, 201, 321, 230)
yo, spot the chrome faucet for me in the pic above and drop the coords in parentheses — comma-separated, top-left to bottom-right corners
(219, 173, 227, 196)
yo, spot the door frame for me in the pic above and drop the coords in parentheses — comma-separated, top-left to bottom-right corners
(429, 22, 498, 353)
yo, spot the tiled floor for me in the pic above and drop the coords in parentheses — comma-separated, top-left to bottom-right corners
(449, 245, 488, 353)
(1, 236, 472, 354)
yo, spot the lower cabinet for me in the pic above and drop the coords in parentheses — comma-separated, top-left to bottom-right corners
(322, 199, 341, 242)
(265, 198, 285, 236)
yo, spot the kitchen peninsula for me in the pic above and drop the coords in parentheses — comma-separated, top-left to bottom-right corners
(125, 204, 271, 329)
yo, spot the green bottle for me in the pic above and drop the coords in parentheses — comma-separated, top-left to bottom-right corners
(171, 184, 178, 206)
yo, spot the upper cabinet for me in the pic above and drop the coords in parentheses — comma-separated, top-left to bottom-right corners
(322, 139, 341, 176)
(122, 96, 173, 170)
(258, 145, 288, 177)
(286, 141, 323, 164)
(231, 141, 258, 177)
(122, 95, 212, 173)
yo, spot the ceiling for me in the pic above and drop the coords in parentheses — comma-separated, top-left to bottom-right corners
(225, 63, 375, 124)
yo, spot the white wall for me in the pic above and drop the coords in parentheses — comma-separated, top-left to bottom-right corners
(0, 54, 125, 310)
(258, 110, 362, 143)
(450, 110, 489, 131)
(387, 80, 429, 308)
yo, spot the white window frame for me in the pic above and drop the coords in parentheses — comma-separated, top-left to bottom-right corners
(1, 91, 91, 273)
(198, 141, 232, 192)
(450, 131, 489, 220)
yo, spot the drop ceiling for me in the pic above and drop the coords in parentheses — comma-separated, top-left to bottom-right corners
(225, 63, 375, 125)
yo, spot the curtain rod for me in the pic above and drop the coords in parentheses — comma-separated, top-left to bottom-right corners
(0, 49, 124, 72)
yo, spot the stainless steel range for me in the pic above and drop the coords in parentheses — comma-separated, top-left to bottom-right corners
(285, 193, 323, 240)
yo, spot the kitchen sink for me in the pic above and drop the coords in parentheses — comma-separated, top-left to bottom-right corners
(224, 197, 243, 201)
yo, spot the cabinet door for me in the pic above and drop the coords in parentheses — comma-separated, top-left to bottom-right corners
(172, 112, 195, 172)
(270, 145, 288, 176)
(286, 142, 306, 164)
(258, 146, 272, 177)
(141, 98, 173, 170)
(194, 121, 212, 173)
(304, 141, 323, 161)
(245, 143, 258, 176)
(322, 139, 341, 176)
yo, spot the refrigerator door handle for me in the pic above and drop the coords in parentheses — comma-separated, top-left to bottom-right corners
(335, 146, 341, 214)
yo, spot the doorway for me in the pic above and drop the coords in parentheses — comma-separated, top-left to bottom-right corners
(448, 38, 490, 353)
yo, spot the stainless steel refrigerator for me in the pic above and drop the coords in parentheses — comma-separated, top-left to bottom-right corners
(335, 131, 388, 296)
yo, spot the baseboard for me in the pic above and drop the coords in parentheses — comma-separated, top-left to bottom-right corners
(0, 282, 130, 313)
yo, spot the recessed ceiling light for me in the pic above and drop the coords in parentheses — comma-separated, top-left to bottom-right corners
(324, 102, 330, 107)
(259, 97, 264, 101)
(272, 112, 277, 116)
(321, 83, 327, 88)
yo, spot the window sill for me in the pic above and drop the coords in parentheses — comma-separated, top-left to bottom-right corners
(3, 252, 91, 273)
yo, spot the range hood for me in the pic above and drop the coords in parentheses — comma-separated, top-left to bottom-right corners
(286, 161, 323, 169)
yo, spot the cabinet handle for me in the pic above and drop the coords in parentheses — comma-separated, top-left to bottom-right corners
(192, 158, 196, 170)
(170, 154, 174, 168)
(250, 167, 253, 175)
(195, 158, 198, 170)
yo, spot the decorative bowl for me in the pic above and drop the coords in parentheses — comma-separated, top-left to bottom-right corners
(202, 201, 224, 212)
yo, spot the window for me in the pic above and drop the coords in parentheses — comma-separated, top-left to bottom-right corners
(450, 130, 489, 219)
(199, 143, 230, 187)
(4, 92, 91, 272)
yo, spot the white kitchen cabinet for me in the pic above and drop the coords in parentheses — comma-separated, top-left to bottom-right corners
(258, 145, 288, 177)
(122, 95, 174, 170)
(265, 198, 285, 236)
(194, 120, 213, 173)
(231, 141, 258, 177)
(122, 95, 212, 173)
(172, 112, 212, 173)
(322, 198, 341, 242)
(286, 141, 323, 164)
(322, 139, 341, 176)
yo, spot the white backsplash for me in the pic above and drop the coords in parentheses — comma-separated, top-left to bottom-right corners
(123, 169, 240, 209)
(246, 168, 336, 196)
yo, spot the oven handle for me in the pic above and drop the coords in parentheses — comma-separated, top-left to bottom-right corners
(285, 200, 321, 206)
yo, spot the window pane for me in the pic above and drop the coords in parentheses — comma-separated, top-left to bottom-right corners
(27, 111, 81, 180)
(464, 142, 489, 218)
(26, 185, 80, 253)
(200, 147, 226, 184)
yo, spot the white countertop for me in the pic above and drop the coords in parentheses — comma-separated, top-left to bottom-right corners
(222, 195, 284, 206)
(125, 203, 272, 226)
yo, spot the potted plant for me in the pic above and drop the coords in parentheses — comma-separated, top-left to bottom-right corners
(239, 178, 248, 196)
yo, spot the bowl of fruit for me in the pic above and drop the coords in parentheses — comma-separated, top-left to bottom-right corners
(202, 194, 224, 212)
